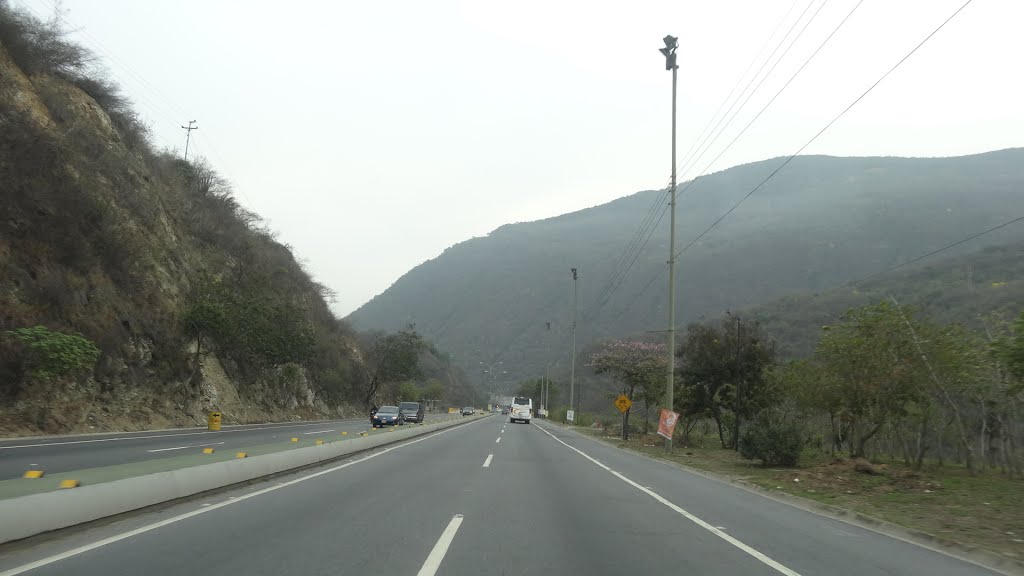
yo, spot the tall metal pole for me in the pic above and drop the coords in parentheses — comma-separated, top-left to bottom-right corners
(540, 364, 548, 414)
(569, 267, 578, 422)
(544, 365, 549, 416)
(661, 36, 679, 453)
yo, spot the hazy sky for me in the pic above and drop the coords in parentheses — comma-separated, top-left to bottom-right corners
(16, 0, 1023, 315)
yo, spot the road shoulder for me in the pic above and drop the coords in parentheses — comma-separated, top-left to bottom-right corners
(543, 421, 1024, 576)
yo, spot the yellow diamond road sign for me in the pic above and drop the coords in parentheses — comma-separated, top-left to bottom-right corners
(614, 394, 632, 413)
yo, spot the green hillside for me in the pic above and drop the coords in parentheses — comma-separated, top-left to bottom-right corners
(0, 4, 473, 434)
(349, 150, 1024, 389)
(748, 242, 1024, 359)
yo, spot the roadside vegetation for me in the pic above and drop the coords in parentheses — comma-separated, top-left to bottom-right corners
(553, 300, 1024, 558)
(0, 2, 476, 433)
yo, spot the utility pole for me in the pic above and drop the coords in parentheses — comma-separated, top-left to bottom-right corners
(181, 120, 198, 161)
(569, 267, 578, 422)
(734, 315, 742, 449)
(659, 35, 679, 452)
(544, 365, 549, 417)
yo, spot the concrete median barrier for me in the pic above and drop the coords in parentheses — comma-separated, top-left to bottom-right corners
(0, 414, 486, 545)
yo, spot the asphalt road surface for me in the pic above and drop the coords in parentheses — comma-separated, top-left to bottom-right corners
(0, 415, 448, 480)
(0, 416, 1004, 576)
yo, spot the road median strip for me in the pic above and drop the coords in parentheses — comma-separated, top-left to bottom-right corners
(0, 414, 485, 545)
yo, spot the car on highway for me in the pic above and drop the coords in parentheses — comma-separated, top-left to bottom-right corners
(371, 405, 404, 428)
(509, 396, 532, 424)
(399, 401, 424, 423)
(461, 406, 475, 416)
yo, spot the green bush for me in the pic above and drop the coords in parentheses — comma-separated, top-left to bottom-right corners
(739, 414, 804, 467)
(6, 326, 100, 380)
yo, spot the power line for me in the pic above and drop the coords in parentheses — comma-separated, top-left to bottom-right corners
(610, 0, 979, 329)
(35, 0, 193, 121)
(586, 182, 671, 317)
(684, 0, 867, 187)
(619, 214, 1024, 333)
(20, 0, 257, 208)
(585, 200, 671, 322)
(677, 0, 833, 183)
(852, 215, 1024, 286)
(587, 186, 670, 313)
(675, 0, 977, 262)
(676, 0, 804, 172)
(586, 1, 822, 325)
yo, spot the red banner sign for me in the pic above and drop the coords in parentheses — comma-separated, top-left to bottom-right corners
(657, 409, 680, 440)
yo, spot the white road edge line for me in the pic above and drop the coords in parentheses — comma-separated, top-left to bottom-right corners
(0, 420, 482, 576)
(146, 442, 225, 453)
(416, 514, 464, 576)
(482, 454, 493, 468)
(536, 424, 802, 576)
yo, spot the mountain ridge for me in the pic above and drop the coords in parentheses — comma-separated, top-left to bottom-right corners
(349, 148, 1024, 389)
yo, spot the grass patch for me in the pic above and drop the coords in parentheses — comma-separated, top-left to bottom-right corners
(576, 427, 1024, 559)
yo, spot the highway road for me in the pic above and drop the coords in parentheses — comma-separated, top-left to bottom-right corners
(0, 415, 448, 480)
(0, 416, 1004, 576)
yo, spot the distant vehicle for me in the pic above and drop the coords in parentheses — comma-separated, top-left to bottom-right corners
(509, 396, 532, 424)
(461, 406, 475, 416)
(399, 401, 424, 423)
(372, 405, 404, 428)
(501, 407, 509, 415)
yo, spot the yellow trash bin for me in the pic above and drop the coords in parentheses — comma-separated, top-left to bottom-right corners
(208, 411, 222, 431)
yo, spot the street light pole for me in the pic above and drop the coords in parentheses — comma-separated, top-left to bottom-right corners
(569, 268, 578, 422)
(660, 35, 679, 453)
(480, 360, 504, 405)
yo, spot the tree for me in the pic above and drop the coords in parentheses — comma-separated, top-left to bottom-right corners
(677, 314, 777, 448)
(814, 302, 925, 458)
(423, 379, 445, 404)
(363, 327, 425, 407)
(1003, 312, 1024, 383)
(397, 381, 420, 403)
(516, 378, 561, 410)
(739, 410, 804, 466)
(5, 326, 100, 380)
(182, 272, 316, 374)
(590, 340, 665, 440)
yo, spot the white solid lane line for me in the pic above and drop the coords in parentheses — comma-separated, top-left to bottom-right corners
(0, 421, 480, 576)
(416, 514, 464, 576)
(482, 454, 493, 468)
(536, 424, 802, 576)
(147, 442, 225, 453)
(302, 429, 335, 435)
(495, 437, 501, 443)
(0, 422, 358, 450)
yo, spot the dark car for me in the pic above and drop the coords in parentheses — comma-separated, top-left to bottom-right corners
(399, 401, 424, 423)
(371, 405, 404, 428)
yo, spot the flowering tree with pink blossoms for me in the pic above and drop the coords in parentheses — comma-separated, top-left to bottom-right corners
(590, 340, 667, 440)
